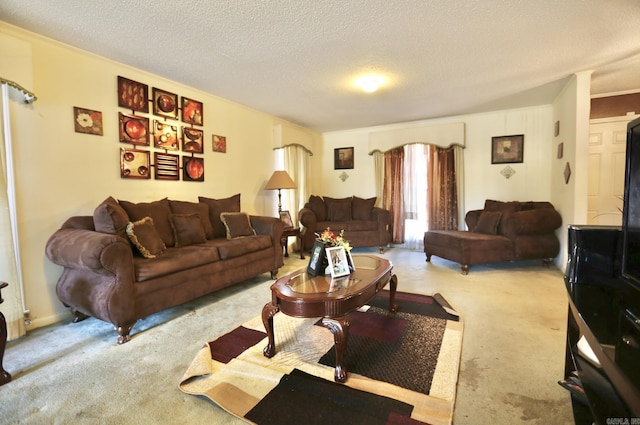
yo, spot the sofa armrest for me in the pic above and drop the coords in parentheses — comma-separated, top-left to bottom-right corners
(465, 210, 483, 231)
(372, 207, 391, 227)
(250, 215, 284, 270)
(504, 208, 562, 239)
(45, 228, 133, 276)
(298, 207, 317, 229)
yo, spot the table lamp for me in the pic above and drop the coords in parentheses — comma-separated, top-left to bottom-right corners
(264, 170, 297, 213)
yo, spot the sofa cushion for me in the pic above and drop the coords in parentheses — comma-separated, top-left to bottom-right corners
(484, 200, 522, 235)
(352, 196, 376, 220)
(220, 212, 256, 239)
(198, 194, 241, 238)
(119, 198, 175, 247)
(325, 196, 352, 221)
(308, 195, 328, 222)
(473, 211, 502, 235)
(93, 196, 130, 238)
(208, 235, 272, 260)
(347, 220, 378, 232)
(133, 244, 221, 282)
(126, 217, 166, 259)
(169, 200, 214, 239)
(170, 213, 207, 247)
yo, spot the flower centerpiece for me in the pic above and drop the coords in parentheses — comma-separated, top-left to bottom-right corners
(315, 228, 354, 274)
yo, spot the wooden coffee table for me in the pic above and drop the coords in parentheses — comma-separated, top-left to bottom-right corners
(261, 255, 397, 382)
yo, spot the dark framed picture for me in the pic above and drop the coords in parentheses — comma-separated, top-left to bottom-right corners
(152, 87, 179, 120)
(307, 240, 326, 277)
(119, 112, 149, 145)
(334, 147, 354, 169)
(117, 76, 149, 113)
(120, 148, 150, 179)
(182, 127, 204, 153)
(491, 135, 524, 164)
(154, 152, 179, 180)
(181, 97, 203, 125)
(183, 156, 204, 182)
(279, 210, 294, 229)
(73, 107, 103, 136)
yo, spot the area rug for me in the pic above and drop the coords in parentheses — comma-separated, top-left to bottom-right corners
(179, 291, 463, 425)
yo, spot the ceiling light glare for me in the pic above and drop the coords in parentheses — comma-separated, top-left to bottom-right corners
(355, 75, 385, 93)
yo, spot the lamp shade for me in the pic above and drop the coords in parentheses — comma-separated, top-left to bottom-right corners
(264, 171, 297, 190)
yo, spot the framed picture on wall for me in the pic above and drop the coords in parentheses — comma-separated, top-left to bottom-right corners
(334, 147, 354, 169)
(491, 134, 524, 164)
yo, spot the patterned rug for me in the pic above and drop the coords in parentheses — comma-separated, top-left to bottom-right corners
(179, 291, 463, 425)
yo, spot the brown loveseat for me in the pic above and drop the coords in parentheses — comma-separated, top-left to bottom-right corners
(298, 195, 392, 252)
(424, 199, 562, 274)
(45, 194, 284, 344)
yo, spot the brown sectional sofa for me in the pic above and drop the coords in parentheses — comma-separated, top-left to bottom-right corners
(424, 199, 562, 274)
(298, 195, 392, 251)
(45, 194, 284, 344)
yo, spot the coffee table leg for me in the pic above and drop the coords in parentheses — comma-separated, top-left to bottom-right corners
(262, 303, 279, 358)
(321, 315, 349, 383)
(389, 273, 398, 312)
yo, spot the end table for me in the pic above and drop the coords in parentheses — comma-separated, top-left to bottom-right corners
(281, 227, 305, 259)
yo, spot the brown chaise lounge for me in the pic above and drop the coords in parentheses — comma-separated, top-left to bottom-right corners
(424, 199, 562, 274)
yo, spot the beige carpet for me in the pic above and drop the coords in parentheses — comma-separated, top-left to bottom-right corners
(180, 291, 463, 425)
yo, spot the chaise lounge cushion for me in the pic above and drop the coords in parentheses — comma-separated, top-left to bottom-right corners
(472, 211, 502, 235)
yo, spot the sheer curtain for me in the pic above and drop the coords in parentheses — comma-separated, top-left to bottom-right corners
(402, 144, 429, 250)
(1, 82, 27, 341)
(282, 144, 311, 226)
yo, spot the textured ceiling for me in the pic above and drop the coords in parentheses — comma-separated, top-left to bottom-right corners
(2, 0, 640, 132)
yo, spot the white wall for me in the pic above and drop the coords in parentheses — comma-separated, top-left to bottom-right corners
(0, 23, 320, 329)
(322, 105, 554, 217)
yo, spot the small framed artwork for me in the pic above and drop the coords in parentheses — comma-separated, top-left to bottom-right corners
(154, 152, 180, 180)
(307, 240, 325, 277)
(334, 147, 354, 169)
(120, 148, 150, 179)
(491, 135, 524, 164)
(279, 210, 294, 229)
(117, 76, 149, 113)
(326, 246, 350, 278)
(119, 112, 149, 145)
(181, 97, 203, 125)
(212, 134, 227, 153)
(182, 127, 204, 153)
(554, 120, 560, 137)
(557, 142, 564, 159)
(152, 87, 179, 120)
(183, 156, 204, 182)
(73, 107, 103, 136)
(154, 120, 179, 150)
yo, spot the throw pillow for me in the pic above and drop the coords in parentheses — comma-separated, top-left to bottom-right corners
(126, 217, 166, 258)
(169, 200, 214, 239)
(93, 196, 130, 238)
(307, 195, 328, 222)
(220, 212, 256, 239)
(119, 198, 175, 247)
(473, 211, 502, 235)
(198, 194, 241, 238)
(352, 196, 376, 220)
(324, 196, 352, 221)
(170, 213, 207, 247)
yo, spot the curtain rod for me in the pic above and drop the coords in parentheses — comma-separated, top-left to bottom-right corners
(0, 77, 37, 104)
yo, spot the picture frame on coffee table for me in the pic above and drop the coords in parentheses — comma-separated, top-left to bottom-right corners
(307, 240, 325, 277)
(326, 246, 350, 278)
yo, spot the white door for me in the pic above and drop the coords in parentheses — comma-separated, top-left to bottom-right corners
(588, 116, 637, 225)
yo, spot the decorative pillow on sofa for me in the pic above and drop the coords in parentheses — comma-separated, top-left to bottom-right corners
(198, 194, 241, 238)
(220, 212, 256, 239)
(170, 213, 207, 247)
(93, 196, 130, 238)
(472, 211, 502, 235)
(169, 200, 214, 239)
(324, 196, 352, 221)
(352, 196, 376, 220)
(307, 195, 328, 222)
(126, 217, 166, 258)
(119, 198, 175, 247)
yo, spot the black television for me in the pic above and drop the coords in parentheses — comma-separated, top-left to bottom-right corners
(622, 116, 640, 290)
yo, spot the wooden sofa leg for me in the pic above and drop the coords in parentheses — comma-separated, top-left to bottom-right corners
(460, 264, 469, 275)
(425, 254, 432, 262)
(270, 269, 278, 280)
(115, 323, 135, 345)
(71, 309, 89, 323)
(542, 258, 553, 268)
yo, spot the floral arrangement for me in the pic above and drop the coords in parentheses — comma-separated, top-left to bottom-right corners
(316, 228, 351, 251)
